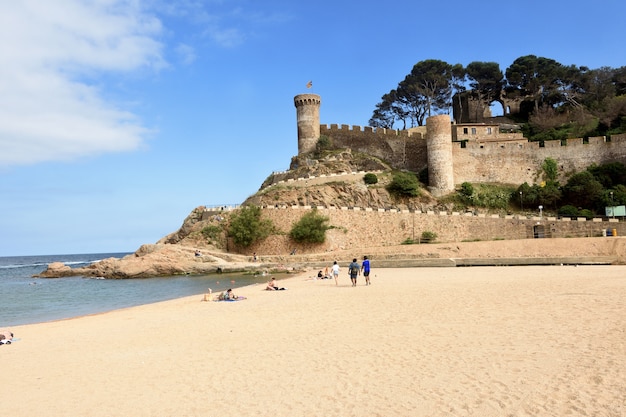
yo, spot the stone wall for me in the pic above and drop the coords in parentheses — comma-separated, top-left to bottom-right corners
(240, 206, 624, 256)
(320, 124, 428, 172)
(319, 121, 626, 186)
(453, 133, 626, 185)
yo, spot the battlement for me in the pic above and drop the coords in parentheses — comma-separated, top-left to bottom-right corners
(294, 94, 321, 107)
(295, 94, 626, 191)
(320, 124, 422, 139)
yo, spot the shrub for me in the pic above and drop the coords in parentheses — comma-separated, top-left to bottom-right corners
(578, 209, 594, 219)
(228, 205, 274, 247)
(363, 173, 378, 184)
(421, 231, 437, 243)
(387, 171, 420, 197)
(289, 209, 331, 243)
(542, 157, 558, 182)
(558, 205, 579, 218)
(201, 225, 222, 241)
(315, 135, 332, 154)
(460, 182, 474, 198)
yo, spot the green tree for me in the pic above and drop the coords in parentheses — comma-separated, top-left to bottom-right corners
(537, 181, 562, 209)
(387, 171, 420, 197)
(541, 157, 559, 182)
(561, 171, 604, 209)
(289, 209, 330, 243)
(466, 61, 504, 109)
(587, 162, 626, 188)
(369, 90, 407, 129)
(228, 205, 274, 247)
(505, 55, 566, 112)
(401, 59, 455, 118)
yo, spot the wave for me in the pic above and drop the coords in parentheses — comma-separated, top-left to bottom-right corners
(0, 253, 131, 270)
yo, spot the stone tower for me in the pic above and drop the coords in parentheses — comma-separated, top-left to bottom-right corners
(426, 114, 454, 197)
(294, 93, 321, 155)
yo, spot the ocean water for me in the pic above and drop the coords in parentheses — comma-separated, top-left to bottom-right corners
(0, 253, 271, 327)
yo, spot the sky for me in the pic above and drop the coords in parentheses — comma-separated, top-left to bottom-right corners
(1, 0, 625, 256)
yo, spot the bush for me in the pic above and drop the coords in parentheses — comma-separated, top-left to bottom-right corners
(201, 225, 222, 241)
(460, 182, 474, 198)
(387, 171, 420, 197)
(558, 205, 579, 218)
(289, 209, 330, 243)
(315, 135, 332, 155)
(363, 173, 378, 184)
(228, 205, 274, 247)
(421, 231, 437, 243)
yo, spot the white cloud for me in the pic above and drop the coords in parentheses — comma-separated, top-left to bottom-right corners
(176, 43, 197, 65)
(0, 0, 164, 167)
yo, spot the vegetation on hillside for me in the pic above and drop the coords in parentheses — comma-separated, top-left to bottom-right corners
(289, 209, 331, 243)
(444, 160, 626, 218)
(228, 205, 274, 247)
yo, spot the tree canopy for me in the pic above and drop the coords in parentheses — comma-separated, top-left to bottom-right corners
(370, 55, 626, 138)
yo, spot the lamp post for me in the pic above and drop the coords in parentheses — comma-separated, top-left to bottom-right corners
(610, 191, 615, 219)
(519, 191, 523, 212)
(539, 205, 543, 219)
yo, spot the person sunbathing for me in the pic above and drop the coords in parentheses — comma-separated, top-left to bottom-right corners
(266, 277, 286, 291)
(220, 288, 238, 300)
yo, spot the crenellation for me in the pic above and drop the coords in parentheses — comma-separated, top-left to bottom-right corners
(588, 136, 606, 145)
(566, 138, 584, 146)
(611, 133, 626, 143)
(543, 140, 561, 148)
(297, 94, 626, 190)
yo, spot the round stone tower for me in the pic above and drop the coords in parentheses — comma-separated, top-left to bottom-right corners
(426, 114, 454, 197)
(294, 93, 321, 155)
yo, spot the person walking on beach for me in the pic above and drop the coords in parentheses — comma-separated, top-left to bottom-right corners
(331, 261, 340, 286)
(348, 258, 360, 287)
(361, 256, 371, 285)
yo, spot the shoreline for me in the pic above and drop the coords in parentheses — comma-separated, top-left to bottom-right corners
(2, 265, 625, 416)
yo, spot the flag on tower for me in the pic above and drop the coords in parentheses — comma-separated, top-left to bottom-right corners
(306, 80, 312, 89)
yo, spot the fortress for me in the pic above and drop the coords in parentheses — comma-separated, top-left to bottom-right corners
(294, 93, 626, 196)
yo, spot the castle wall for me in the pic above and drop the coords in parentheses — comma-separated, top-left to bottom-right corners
(240, 206, 624, 255)
(317, 121, 626, 188)
(453, 134, 626, 185)
(320, 124, 428, 173)
(297, 94, 626, 191)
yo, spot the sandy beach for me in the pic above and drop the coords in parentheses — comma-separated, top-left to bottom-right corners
(1, 265, 625, 417)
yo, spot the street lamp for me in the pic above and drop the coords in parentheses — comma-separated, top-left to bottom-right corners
(519, 191, 523, 212)
(538, 205, 543, 219)
(610, 191, 615, 219)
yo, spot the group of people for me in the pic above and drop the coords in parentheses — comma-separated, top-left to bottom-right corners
(328, 256, 371, 286)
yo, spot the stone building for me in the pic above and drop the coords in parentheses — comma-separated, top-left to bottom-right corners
(293, 93, 626, 195)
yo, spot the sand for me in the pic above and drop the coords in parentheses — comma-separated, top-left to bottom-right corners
(1, 265, 625, 417)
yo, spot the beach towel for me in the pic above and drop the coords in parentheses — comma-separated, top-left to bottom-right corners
(215, 296, 247, 302)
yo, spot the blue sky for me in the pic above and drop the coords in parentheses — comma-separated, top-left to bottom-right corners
(1, 0, 624, 256)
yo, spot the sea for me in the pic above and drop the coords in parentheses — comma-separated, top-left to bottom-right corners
(0, 252, 272, 327)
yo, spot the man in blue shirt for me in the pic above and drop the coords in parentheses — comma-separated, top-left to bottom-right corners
(361, 256, 371, 286)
